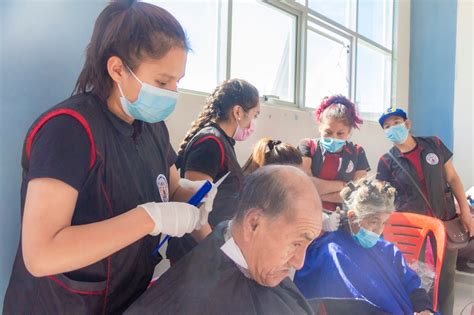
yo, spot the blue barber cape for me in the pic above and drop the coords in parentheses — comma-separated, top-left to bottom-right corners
(294, 228, 423, 314)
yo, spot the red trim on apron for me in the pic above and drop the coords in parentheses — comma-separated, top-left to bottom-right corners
(193, 135, 225, 170)
(47, 276, 106, 295)
(25, 109, 96, 170)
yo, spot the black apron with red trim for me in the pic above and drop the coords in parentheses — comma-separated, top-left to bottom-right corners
(4, 93, 173, 314)
(306, 139, 368, 210)
(167, 124, 243, 262)
(379, 136, 456, 220)
(307, 139, 366, 182)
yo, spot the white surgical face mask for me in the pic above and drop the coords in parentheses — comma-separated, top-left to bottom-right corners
(117, 66, 178, 123)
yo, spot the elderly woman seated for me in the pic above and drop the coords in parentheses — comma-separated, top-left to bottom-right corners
(294, 178, 434, 315)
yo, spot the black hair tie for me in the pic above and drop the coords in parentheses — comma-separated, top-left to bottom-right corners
(383, 183, 393, 192)
(364, 180, 376, 194)
(347, 181, 357, 191)
(266, 140, 282, 153)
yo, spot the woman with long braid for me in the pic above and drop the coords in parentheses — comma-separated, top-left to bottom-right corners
(167, 79, 260, 263)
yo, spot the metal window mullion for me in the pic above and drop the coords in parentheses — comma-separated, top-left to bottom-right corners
(356, 34, 392, 55)
(307, 26, 347, 47)
(352, 36, 358, 107)
(225, 0, 233, 80)
(355, 0, 359, 33)
(347, 35, 354, 101)
(265, 0, 301, 16)
(297, 11, 308, 108)
(351, 0, 358, 31)
(307, 16, 353, 43)
(352, 0, 358, 103)
(216, 0, 223, 84)
(307, 8, 392, 55)
(390, 0, 398, 107)
(306, 7, 356, 36)
(290, 7, 302, 106)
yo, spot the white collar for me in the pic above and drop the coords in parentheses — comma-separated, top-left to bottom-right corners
(220, 236, 249, 270)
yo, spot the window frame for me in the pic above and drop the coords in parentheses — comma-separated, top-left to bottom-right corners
(230, 0, 300, 104)
(168, 0, 397, 119)
(265, 0, 396, 118)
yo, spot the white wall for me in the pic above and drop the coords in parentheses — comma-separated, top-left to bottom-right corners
(168, 95, 391, 171)
(167, 0, 411, 174)
(453, 0, 474, 189)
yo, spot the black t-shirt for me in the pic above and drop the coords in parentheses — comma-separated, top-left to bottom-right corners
(184, 139, 222, 180)
(27, 115, 90, 190)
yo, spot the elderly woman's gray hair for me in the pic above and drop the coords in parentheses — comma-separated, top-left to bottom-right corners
(340, 178, 396, 220)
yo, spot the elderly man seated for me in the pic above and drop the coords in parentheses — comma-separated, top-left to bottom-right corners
(125, 165, 322, 315)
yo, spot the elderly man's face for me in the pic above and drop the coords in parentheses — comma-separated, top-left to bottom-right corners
(243, 192, 322, 287)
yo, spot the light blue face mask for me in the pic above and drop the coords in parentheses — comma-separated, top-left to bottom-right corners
(118, 67, 178, 123)
(320, 137, 346, 153)
(352, 227, 380, 249)
(385, 123, 409, 144)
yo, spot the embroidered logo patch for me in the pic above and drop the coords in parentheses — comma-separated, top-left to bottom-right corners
(156, 174, 169, 202)
(346, 160, 354, 173)
(425, 153, 439, 166)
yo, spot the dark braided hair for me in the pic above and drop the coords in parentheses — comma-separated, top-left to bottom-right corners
(177, 79, 259, 162)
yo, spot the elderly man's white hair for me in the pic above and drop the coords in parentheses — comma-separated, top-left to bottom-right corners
(340, 177, 396, 221)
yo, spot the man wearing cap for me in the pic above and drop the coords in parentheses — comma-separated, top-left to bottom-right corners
(375, 107, 472, 315)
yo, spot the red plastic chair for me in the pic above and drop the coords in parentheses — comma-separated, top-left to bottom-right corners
(383, 212, 446, 311)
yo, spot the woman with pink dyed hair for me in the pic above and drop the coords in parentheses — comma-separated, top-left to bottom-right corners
(298, 95, 370, 215)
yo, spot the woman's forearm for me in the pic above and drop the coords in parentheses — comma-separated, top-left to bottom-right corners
(320, 191, 344, 203)
(311, 177, 345, 195)
(23, 207, 153, 277)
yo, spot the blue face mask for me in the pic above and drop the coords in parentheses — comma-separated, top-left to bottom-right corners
(320, 137, 346, 153)
(352, 227, 380, 249)
(118, 67, 178, 123)
(385, 123, 409, 144)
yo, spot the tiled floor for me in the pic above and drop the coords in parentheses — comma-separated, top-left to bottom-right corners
(453, 271, 474, 315)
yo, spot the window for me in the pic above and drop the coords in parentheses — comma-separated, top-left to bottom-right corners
(305, 26, 350, 108)
(149, 0, 226, 93)
(356, 42, 392, 119)
(231, 1, 297, 102)
(308, 0, 356, 29)
(302, 0, 394, 117)
(358, 0, 393, 48)
(152, 0, 395, 119)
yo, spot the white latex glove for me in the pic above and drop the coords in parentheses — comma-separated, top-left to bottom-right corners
(322, 211, 341, 232)
(179, 178, 218, 228)
(139, 202, 199, 237)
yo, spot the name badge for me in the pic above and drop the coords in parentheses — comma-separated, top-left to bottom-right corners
(156, 174, 169, 202)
